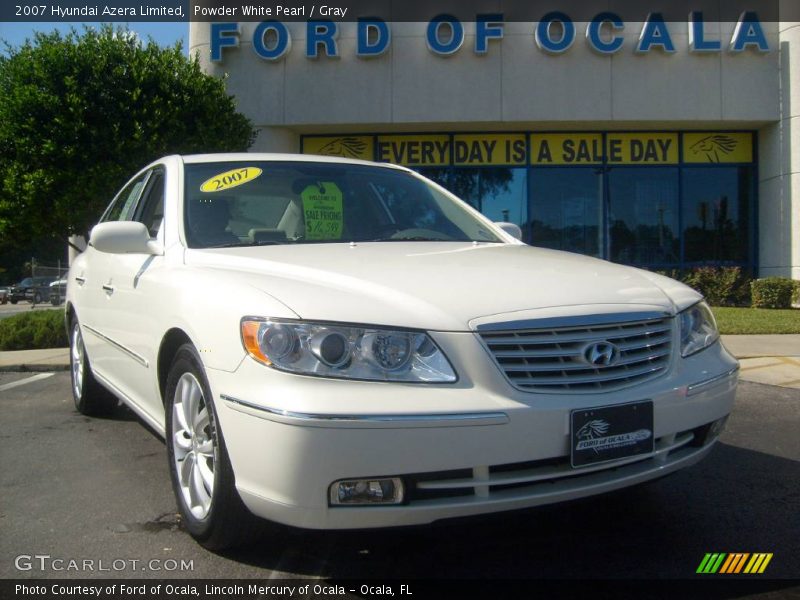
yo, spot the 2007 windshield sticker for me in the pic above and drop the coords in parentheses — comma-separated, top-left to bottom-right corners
(301, 182, 343, 240)
(200, 167, 262, 193)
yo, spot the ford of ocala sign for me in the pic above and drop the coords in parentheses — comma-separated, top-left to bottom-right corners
(209, 11, 770, 62)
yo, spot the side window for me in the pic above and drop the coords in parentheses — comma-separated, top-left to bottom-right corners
(101, 172, 149, 223)
(134, 169, 165, 238)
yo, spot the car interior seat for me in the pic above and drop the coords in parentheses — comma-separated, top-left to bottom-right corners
(189, 197, 240, 247)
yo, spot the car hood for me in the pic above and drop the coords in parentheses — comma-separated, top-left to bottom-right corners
(184, 242, 700, 331)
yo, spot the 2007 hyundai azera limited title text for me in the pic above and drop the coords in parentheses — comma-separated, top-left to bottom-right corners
(66, 154, 738, 549)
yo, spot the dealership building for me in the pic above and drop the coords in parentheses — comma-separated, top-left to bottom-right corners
(189, 13, 799, 279)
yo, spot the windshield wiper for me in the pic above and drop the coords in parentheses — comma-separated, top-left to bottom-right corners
(368, 236, 455, 242)
(205, 240, 284, 249)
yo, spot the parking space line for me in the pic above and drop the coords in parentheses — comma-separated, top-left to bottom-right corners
(0, 372, 55, 392)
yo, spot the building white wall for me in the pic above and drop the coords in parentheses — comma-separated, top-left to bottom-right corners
(191, 21, 779, 127)
(757, 23, 800, 280)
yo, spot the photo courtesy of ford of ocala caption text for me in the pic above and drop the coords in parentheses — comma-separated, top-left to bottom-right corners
(66, 153, 738, 549)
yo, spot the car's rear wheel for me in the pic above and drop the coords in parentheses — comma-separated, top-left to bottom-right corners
(70, 319, 116, 415)
(165, 344, 266, 550)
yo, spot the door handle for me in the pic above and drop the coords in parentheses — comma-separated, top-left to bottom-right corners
(74, 276, 86, 285)
(102, 284, 115, 294)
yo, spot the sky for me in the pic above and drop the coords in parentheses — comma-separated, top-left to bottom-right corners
(0, 22, 188, 51)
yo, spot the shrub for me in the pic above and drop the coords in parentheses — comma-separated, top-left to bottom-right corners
(672, 267, 750, 307)
(683, 267, 733, 306)
(750, 278, 797, 309)
(0, 309, 67, 350)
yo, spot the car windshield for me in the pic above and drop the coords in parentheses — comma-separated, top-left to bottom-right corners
(182, 161, 502, 248)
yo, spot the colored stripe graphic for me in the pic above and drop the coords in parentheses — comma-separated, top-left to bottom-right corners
(743, 553, 773, 574)
(710, 553, 726, 573)
(697, 553, 714, 573)
(697, 553, 727, 574)
(733, 553, 750, 573)
(699, 553, 773, 574)
(719, 554, 736, 573)
(719, 553, 750, 573)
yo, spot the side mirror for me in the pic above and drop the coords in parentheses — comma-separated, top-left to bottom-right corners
(495, 222, 523, 241)
(89, 222, 162, 255)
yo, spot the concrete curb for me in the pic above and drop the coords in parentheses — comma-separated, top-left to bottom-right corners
(0, 347, 70, 372)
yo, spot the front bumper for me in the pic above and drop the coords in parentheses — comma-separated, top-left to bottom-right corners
(208, 333, 738, 530)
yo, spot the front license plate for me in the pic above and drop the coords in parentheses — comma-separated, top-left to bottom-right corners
(570, 401, 654, 468)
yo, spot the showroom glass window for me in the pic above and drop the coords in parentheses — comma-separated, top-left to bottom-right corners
(681, 167, 753, 265)
(607, 167, 680, 267)
(529, 168, 603, 257)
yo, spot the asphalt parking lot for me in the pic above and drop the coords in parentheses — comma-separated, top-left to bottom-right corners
(1, 372, 798, 584)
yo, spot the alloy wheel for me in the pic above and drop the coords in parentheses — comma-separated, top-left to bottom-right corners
(71, 324, 84, 399)
(171, 372, 216, 519)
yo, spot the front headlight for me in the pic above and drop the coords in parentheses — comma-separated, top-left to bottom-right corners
(240, 318, 457, 383)
(679, 301, 719, 357)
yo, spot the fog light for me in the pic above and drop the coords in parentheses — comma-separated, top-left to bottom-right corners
(330, 477, 404, 506)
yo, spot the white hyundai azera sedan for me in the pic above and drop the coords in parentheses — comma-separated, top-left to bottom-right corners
(67, 154, 738, 549)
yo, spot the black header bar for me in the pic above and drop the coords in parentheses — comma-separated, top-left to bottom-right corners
(1, 0, 797, 23)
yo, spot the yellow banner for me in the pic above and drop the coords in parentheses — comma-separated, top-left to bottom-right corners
(453, 134, 527, 166)
(376, 135, 450, 166)
(683, 132, 753, 163)
(303, 136, 373, 161)
(303, 131, 754, 166)
(606, 133, 678, 164)
(530, 133, 603, 165)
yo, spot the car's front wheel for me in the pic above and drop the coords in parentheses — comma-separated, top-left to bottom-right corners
(70, 319, 116, 415)
(165, 344, 265, 550)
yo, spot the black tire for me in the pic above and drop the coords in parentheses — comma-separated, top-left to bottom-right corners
(10, 299, 17, 304)
(165, 344, 266, 550)
(70, 319, 116, 416)
(51, 297, 60, 306)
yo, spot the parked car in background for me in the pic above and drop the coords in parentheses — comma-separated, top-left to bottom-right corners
(67, 153, 738, 550)
(49, 279, 67, 306)
(9, 276, 55, 304)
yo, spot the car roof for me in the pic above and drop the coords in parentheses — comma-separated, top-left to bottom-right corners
(178, 152, 410, 172)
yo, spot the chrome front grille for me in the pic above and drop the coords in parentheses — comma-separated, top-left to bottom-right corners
(479, 316, 674, 392)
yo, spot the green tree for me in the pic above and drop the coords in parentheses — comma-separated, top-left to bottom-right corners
(0, 26, 255, 248)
